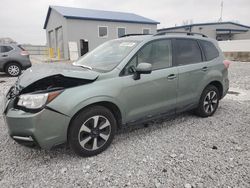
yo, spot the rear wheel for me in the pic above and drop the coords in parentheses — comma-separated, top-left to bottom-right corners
(195, 85, 219, 117)
(5, 63, 21, 77)
(68, 106, 117, 157)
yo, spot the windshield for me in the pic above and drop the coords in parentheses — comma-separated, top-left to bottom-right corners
(74, 40, 139, 72)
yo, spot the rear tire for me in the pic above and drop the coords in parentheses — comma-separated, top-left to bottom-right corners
(68, 106, 117, 157)
(5, 62, 21, 77)
(195, 85, 219, 117)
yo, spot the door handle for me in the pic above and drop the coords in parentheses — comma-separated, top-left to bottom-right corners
(167, 74, 176, 80)
(202, 66, 208, 71)
(1, 55, 8, 57)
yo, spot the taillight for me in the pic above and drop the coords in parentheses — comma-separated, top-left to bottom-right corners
(223, 60, 231, 69)
(20, 51, 29, 56)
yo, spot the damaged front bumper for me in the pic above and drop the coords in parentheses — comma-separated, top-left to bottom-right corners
(3, 99, 71, 149)
(3, 69, 97, 149)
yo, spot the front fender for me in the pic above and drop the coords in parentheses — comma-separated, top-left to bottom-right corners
(68, 95, 125, 120)
(47, 89, 126, 123)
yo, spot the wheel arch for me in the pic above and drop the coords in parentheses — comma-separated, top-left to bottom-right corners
(67, 101, 123, 144)
(206, 80, 223, 99)
(3, 60, 22, 71)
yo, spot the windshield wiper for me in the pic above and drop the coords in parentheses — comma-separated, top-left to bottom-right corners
(73, 62, 92, 70)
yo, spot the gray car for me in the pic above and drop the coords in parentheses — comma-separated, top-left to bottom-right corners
(0, 43, 31, 76)
(3, 32, 229, 157)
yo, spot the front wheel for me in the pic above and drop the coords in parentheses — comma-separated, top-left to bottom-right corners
(195, 85, 219, 117)
(68, 106, 117, 157)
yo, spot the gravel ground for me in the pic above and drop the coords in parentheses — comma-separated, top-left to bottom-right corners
(0, 62, 249, 188)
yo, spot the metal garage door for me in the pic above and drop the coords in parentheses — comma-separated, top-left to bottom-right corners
(48, 30, 55, 57)
(56, 26, 64, 59)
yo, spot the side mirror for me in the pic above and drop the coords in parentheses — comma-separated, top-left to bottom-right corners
(134, 63, 152, 80)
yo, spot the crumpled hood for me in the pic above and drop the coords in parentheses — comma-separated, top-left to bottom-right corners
(18, 64, 99, 88)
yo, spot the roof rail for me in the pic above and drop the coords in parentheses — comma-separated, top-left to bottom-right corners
(154, 31, 207, 38)
(120, 34, 152, 38)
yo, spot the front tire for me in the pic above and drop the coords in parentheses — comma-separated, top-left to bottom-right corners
(68, 106, 117, 157)
(5, 63, 21, 77)
(195, 85, 219, 117)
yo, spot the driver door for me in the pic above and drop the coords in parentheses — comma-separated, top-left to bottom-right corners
(118, 39, 178, 123)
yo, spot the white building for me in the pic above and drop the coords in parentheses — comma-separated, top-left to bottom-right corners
(44, 6, 159, 60)
(158, 22, 250, 41)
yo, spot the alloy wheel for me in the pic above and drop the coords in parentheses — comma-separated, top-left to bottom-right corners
(8, 65, 20, 76)
(78, 115, 111, 151)
(203, 91, 218, 114)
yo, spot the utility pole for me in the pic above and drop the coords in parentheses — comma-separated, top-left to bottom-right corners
(218, 1, 223, 22)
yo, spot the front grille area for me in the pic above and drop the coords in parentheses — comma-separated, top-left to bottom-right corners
(7, 84, 20, 100)
(5, 81, 23, 111)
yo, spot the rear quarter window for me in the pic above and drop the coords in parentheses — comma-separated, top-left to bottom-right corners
(199, 40, 219, 61)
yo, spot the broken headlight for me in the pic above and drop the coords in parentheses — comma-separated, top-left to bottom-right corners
(17, 90, 62, 110)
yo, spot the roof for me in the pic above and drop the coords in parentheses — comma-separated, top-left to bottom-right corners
(44, 6, 159, 29)
(158, 21, 250, 32)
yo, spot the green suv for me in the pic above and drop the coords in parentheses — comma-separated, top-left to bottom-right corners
(3, 32, 229, 157)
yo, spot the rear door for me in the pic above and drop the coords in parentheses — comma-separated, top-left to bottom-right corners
(119, 39, 178, 122)
(173, 38, 207, 112)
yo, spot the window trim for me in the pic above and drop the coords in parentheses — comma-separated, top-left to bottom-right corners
(98, 26, 108, 38)
(172, 38, 204, 67)
(120, 39, 173, 76)
(197, 40, 206, 61)
(142, 28, 151, 34)
(117, 27, 126, 38)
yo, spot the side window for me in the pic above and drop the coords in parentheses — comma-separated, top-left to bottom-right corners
(199, 40, 219, 61)
(142, 28, 150, 34)
(122, 40, 172, 75)
(138, 40, 172, 70)
(98, 26, 108, 38)
(118, 27, 126, 38)
(0, 46, 13, 53)
(122, 55, 137, 75)
(175, 39, 202, 65)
